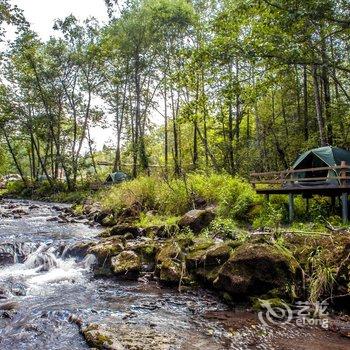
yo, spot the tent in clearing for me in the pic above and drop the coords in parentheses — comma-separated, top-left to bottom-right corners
(289, 146, 350, 186)
(105, 171, 129, 184)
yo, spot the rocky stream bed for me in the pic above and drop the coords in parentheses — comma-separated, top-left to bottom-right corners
(0, 200, 350, 349)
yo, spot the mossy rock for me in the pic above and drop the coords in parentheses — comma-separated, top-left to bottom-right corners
(101, 214, 118, 227)
(81, 323, 122, 349)
(61, 241, 94, 259)
(145, 224, 178, 238)
(191, 236, 214, 251)
(127, 240, 159, 262)
(111, 250, 141, 279)
(195, 266, 221, 286)
(156, 242, 185, 284)
(213, 243, 297, 299)
(251, 297, 289, 311)
(88, 237, 124, 268)
(109, 224, 140, 237)
(156, 242, 182, 264)
(159, 258, 182, 284)
(186, 243, 231, 269)
(178, 209, 215, 233)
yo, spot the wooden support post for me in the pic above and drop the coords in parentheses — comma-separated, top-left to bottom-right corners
(342, 192, 348, 224)
(288, 193, 294, 223)
(340, 161, 346, 185)
(340, 161, 348, 224)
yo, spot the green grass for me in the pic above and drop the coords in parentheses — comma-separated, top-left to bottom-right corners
(96, 173, 262, 222)
(136, 213, 180, 228)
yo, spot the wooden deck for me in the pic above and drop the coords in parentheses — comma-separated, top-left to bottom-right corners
(250, 161, 350, 224)
(256, 186, 350, 195)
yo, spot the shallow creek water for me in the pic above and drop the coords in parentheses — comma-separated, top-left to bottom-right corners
(0, 200, 349, 350)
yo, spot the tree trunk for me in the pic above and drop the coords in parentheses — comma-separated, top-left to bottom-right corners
(303, 65, 309, 141)
(312, 65, 327, 146)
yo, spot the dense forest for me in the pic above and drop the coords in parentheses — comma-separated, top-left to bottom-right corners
(1, 0, 350, 188)
(3, 3, 350, 347)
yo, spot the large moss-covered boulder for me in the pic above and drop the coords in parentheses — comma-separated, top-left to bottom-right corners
(195, 266, 221, 286)
(111, 250, 141, 279)
(178, 209, 215, 233)
(213, 243, 297, 299)
(186, 243, 231, 269)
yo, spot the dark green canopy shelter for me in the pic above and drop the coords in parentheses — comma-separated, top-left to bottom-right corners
(105, 171, 129, 184)
(291, 146, 350, 185)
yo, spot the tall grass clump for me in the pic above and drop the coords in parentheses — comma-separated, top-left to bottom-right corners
(156, 178, 190, 215)
(98, 176, 159, 212)
(97, 173, 262, 222)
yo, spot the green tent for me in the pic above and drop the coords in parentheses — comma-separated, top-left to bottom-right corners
(105, 171, 129, 184)
(37, 174, 51, 182)
(290, 146, 350, 185)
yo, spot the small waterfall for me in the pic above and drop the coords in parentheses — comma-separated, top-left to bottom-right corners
(24, 244, 58, 272)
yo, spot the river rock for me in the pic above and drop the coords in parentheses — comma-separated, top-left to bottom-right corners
(83, 201, 102, 215)
(126, 239, 159, 262)
(0, 242, 34, 266)
(156, 242, 183, 283)
(81, 323, 174, 350)
(88, 237, 124, 274)
(186, 243, 231, 269)
(0, 252, 14, 266)
(100, 214, 117, 227)
(178, 208, 215, 233)
(156, 242, 182, 264)
(47, 216, 59, 222)
(11, 207, 28, 216)
(0, 301, 19, 310)
(144, 224, 178, 238)
(213, 243, 297, 298)
(81, 323, 124, 350)
(108, 224, 140, 237)
(111, 250, 141, 278)
(62, 241, 94, 259)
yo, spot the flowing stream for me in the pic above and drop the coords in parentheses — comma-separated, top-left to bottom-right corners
(0, 200, 349, 350)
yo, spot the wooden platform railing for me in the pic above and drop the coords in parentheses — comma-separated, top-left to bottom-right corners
(250, 161, 350, 224)
(251, 162, 350, 188)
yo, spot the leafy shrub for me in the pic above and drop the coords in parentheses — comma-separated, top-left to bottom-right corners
(253, 201, 284, 230)
(215, 176, 261, 220)
(208, 218, 239, 239)
(6, 180, 26, 194)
